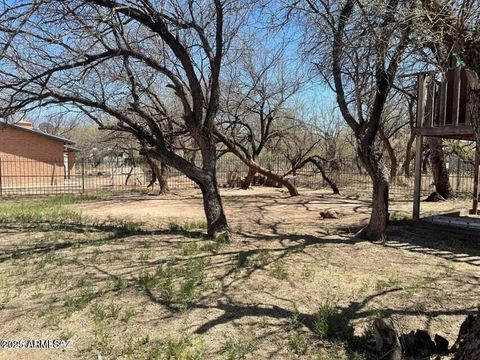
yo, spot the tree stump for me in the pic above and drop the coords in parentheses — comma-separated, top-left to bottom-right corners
(373, 318, 402, 360)
(452, 310, 480, 360)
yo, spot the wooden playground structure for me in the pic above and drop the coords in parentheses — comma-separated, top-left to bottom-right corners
(414, 66, 480, 232)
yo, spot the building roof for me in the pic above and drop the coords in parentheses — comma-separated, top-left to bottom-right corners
(0, 121, 77, 147)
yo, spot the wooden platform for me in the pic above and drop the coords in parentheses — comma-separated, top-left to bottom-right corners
(419, 215, 480, 241)
(415, 124, 474, 140)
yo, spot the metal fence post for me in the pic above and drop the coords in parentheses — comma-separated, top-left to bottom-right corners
(81, 158, 85, 194)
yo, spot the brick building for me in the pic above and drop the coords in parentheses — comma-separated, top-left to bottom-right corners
(0, 121, 77, 187)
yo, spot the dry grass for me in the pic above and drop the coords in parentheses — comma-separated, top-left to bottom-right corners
(0, 189, 479, 359)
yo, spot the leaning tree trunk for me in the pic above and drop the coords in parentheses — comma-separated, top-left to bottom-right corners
(315, 161, 340, 195)
(246, 162, 299, 196)
(427, 137, 453, 198)
(146, 143, 229, 240)
(215, 130, 299, 196)
(241, 167, 256, 189)
(357, 146, 390, 240)
(292, 156, 340, 194)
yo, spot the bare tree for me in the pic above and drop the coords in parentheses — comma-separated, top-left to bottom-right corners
(376, 93, 413, 181)
(28, 108, 84, 138)
(216, 39, 302, 195)
(0, 0, 249, 239)
(291, 0, 415, 239)
(273, 107, 341, 194)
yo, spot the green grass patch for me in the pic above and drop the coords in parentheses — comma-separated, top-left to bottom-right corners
(122, 333, 204, 360)
(0, 200, 84, 224)
(375, 274, 399, 291)
(223, 336, 257, 360)
(168, 220, 208, 232)
(269, 263, 288, 280)
(138, 257, 211, 310)
(288, 333, 308, 355)
(313, 302, 353, 340)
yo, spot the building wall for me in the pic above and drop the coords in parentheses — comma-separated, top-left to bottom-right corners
(67, 150, 76, 179)
(0, 126, 67, 186)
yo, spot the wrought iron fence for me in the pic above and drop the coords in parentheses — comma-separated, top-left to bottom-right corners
(0, 155, 475, 198)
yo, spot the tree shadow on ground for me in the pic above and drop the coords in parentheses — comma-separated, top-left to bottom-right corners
(334, 219, 480, 267)
(385, 219, 480, 267)
(1, 214, 478, 358)
(0, 221, 206, 264)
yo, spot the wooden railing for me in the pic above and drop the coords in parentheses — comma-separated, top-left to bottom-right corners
(417, 68, 471, 129)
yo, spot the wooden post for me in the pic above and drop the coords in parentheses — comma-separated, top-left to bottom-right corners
(425, 77, 435, 127)
(470, 149, 479, 215)
(451, 67, 461, 127)
(439, 80, 447, 126)
(413, 74, 426, 221)
(413, 135, 423, 221)
(416, 74, 426, 127)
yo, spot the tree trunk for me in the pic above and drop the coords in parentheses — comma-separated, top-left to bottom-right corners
(427, 137, 453, 199)
(198, 175, 229, 240)
(249, 162, 299, 196)
(403, 135, 415, 177)
(315, 161, 340, 195)
(469, 88, 480, 154)
(241, 167, 256, 189)
(159, 162, 169, 194)
(146, 145, 230, 240)
(215, 130, 299, 196)
(125, 166, 134, 186)
(380, 131, 398, 181)
(357, 146, 390, 240)
(292, 156, 340, 194)
(146, 156, 169, 194)
(196, 140, 230, 240)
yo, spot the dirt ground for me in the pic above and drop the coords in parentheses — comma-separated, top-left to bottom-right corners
(0, 188, 479, 359)
(73, 187, 476, 229)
